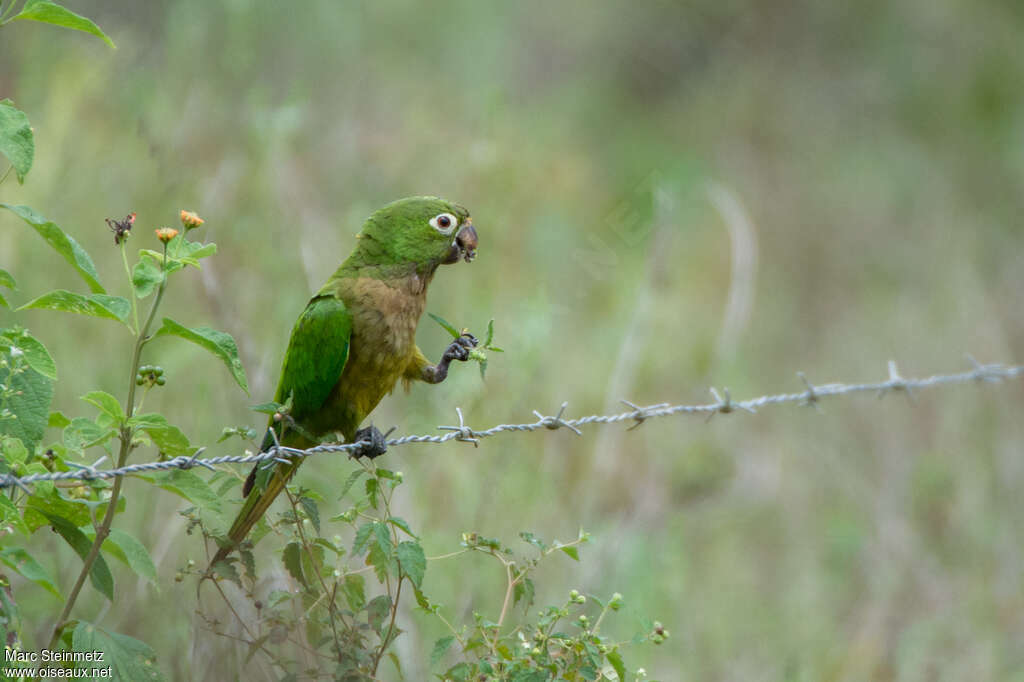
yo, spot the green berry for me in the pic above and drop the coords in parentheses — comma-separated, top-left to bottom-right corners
(156, 376, 166, 386)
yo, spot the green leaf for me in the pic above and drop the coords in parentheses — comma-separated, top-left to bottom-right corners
(145, 469, 222, 516)
(81, 391, 124, 424)
(62, 417, 116, 454)
(607, 649, 627, 681)
(559, 544, 580, 561)
(283, 542, 307, 589)
(338, 468, 366, 500)
(249, 402, 281, 415)
(101, 528, 158, 585)
(0, 268, 15, 289)
(445, 662, 473, 682)
(12, 1, 116, 48)
(210, 559, 241, 588)
(341, 573, 365, 610)
(6, 331, 57, 380)
(0, 100, 34, 183)
(49, 515, 114, 601)
(0, 347, 53, 450)
(131, 256, 164, 299)
(427, 312, 460, 338)
(365, 594, 391, 634)
(0, 204, 105, 293)
(18, 290, 130, 326)
(298, 496, 320, 535)
(72, 623, 166, 681)
(396, 541, 426, 588)
(153, 318, 249, 394)
(387, 515, 418, 539)
(353, 521, 375, 555)
(430, 635, 455, 668)
(127, 413, 192, 455)
(0, 493, 29, 536)
(48, 411, 71, 429)
(0, 548, 61, 599)
(513, 577, 535, 609)
(22, 484, 97, 531)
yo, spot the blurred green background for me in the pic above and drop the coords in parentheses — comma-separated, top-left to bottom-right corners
(2, 0, 1024, 679)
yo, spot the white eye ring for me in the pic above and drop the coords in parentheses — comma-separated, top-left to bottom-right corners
(430, 212, 458, 235)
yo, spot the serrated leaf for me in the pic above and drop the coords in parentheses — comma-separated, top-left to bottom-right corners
(72, 623, 167, 681)
(0, 204, 104, 293)
(153, 318, 248, 394)
(210, 559, 241, 587)
(0, 547, 61, 599)
(282, 541, 307, 589)
(0, 100, 33, 183)
(62, 417, 116, 454)
(298, 496, 320, 535)
(81, 391, 124, 424)
(127, 413, 192, 455)
(353, 521, 374, 555)
(365, 594, 391, 634)
(430, 635, 455, 668)
(396, 541, 426, 588)
(0, 351, 53, 450)
(48, 515, 114, 601)
(12, 1, 116, 48)
(427, 312, 459, 338)
(131, 256, 163, 299)
(18, 290, 129, 326)
(341, 573, 365, 610)
(339, 468, 366, 500)
(513, 576, 535, 609)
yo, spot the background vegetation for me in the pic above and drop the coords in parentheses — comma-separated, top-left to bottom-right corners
(2, 1, 1023, 679)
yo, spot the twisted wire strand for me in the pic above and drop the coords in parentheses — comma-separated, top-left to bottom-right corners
(2, 359, 1020, 490)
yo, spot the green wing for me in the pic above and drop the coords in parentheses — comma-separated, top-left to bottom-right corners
(272, 293, 353, 429)
(219, 295, 352, 557)
(251, 294, 352, 484)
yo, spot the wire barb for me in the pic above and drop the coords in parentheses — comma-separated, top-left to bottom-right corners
(0, 359, 1020, 490)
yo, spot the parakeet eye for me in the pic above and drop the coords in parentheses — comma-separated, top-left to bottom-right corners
(430, 212, 458, 235)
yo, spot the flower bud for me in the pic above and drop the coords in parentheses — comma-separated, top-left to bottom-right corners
(155, 227, 179, 243)
(180, 210, 204, 230)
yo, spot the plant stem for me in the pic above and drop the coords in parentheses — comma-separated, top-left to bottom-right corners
(47, 245, 170, 649)
(120, 241, 139, 334)
(0, 164, 12, 185)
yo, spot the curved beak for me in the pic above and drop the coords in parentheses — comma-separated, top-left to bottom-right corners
(454, 221, 478, 263)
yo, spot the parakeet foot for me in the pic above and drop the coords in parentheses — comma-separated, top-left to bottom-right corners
(444, 333, 479, 362)
(352, 424, 388, 459)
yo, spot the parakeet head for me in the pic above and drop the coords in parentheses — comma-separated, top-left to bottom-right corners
(355, 196, 478, 272)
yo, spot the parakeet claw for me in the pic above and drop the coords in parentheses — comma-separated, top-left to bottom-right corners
(352, 424, 388, 459)
(444, 333, 478, 362)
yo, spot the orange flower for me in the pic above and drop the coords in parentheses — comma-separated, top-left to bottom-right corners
(155, 227, 179, 243)
(180, 210, 204, 230)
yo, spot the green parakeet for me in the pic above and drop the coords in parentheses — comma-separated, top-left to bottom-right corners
(210, 196, 479, 567)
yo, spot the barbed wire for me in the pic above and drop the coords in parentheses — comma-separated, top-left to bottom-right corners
(1, 358, 1021, 491)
